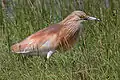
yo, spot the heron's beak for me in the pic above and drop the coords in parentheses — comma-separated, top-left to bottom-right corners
(84, 16, 100, 21)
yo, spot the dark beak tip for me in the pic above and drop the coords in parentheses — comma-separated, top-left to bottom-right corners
(96, 19, 101, 21)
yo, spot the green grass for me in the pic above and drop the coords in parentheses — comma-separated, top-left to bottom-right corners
(0, 0, 120, 80)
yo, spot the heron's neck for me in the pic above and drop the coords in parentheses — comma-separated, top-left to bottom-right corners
(59, 19, 81, 31)
(59, 18, 82, 39)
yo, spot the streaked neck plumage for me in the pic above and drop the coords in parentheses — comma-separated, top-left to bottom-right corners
(57, 13, 83, 49)
(59, 13, 83, 37)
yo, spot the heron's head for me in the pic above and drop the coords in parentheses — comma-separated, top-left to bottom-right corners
(61, 11, 100, 24)
(72, 11, 100, 22)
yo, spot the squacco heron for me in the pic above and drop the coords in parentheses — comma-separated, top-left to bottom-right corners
(11, 11, 100, 59)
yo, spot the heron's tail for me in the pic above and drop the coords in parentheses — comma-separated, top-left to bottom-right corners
(11, 43, 21, 53)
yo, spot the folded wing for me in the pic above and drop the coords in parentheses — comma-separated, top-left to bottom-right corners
(11, 24, 62, 54)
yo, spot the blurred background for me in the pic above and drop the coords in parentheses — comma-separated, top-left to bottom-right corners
(0, 0, 120, 80)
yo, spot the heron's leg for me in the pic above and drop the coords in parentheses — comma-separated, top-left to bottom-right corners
(47, 50, 54, 59)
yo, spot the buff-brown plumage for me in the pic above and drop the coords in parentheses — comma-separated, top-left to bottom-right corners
(11, 11, 100, 59)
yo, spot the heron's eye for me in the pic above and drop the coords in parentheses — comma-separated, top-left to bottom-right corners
(80, 15, 85, 18)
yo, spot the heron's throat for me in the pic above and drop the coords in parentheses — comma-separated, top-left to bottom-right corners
(59, 15, 82, 40)
(58, 17, 82, 49)
(59, 15, 81, 34)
